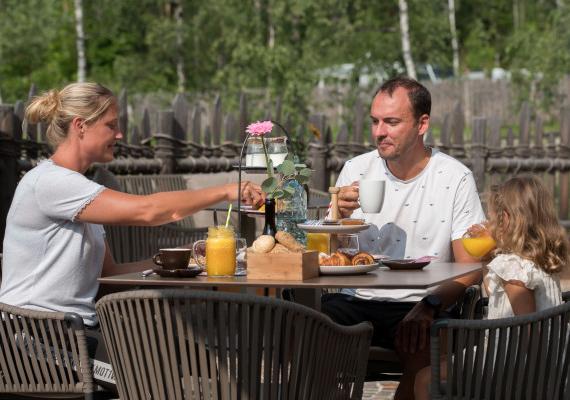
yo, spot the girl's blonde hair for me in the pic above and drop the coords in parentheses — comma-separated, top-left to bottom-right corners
(487, 175, 569, 273)
(25, 82, 115, 148)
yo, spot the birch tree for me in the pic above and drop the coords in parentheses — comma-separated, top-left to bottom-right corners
(398, 0, 416, 79)
(74, 0, 86, 82)
(173, 0, 185, 93)
(448, 0, 460, 77)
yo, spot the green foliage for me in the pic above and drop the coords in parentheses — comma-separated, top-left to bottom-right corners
(262, 158, 312, 200)
(0, 0, 568, 121)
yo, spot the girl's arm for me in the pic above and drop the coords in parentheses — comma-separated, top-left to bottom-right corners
(503, 280, 536, 315)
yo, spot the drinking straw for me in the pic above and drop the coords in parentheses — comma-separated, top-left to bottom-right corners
(225, 203, 233, 228)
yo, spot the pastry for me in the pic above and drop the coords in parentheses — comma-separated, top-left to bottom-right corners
(351, 252, 374, 265)
(334, 252, 352, 265)
(340, 218, 365, 225)
(269, 243, 290, 253)
(275, 231, 304, 252)
(322, 252, 352, 266)
(252, 235, 275, 253)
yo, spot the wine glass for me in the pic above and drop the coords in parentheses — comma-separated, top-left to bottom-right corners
(336, 234, 360, 257)
(235, 238, 248, 276)
(461, 223, 496, 259)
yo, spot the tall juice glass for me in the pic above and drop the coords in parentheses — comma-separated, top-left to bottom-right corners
(461, 224, 496, 259)
(306, 233, 330, 254)
(205, 226, 236, 276)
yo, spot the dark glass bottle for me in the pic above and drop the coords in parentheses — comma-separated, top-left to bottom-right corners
(262, 198, 277, 236)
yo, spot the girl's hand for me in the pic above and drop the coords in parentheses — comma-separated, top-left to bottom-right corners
(466, 222, 491, 238)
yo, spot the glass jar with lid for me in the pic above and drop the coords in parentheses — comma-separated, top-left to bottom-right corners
(245, 137, 266, 167)
(267, 136, 288, 167)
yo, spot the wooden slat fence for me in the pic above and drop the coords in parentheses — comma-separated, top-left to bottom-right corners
(2, 86, 570, 250)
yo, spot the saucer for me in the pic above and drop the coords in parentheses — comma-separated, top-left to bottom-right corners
(153, 267, 203, 278)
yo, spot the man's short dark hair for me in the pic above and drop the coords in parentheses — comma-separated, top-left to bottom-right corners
(375, 76, 431, 120)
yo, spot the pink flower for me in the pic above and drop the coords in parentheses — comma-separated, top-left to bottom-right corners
(246, 120, 274, 136)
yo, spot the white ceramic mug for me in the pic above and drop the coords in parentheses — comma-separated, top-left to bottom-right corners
(359, 179, 385, 213)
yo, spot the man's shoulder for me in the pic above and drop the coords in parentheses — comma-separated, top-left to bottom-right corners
(344, 150, 378, 168)
(431, 149, 473, 176)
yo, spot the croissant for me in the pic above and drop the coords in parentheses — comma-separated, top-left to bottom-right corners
(328, 252, 351, 266)
(352, 252, 374, 266)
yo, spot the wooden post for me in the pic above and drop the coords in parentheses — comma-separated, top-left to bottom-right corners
(516, 101, 531, 158)
(155, 110, 176, 174)
(172, 93, 188, 142)
(212, 95, 222, 146)
(118, 89, 128, 143)
(239, 93, 248, 143)
(470, 117, 487, 193)
(559, 106, 570, 219)
(0, 105, 18, 252)
(486, 117, 502, 187)
(308, 114, 328, 191)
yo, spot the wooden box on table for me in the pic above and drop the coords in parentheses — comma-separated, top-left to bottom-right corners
(246, 250, 319, 280)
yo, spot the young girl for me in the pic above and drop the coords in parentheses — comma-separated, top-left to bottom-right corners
(414, 175, 569, 400)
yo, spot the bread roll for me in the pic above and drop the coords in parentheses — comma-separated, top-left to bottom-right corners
(275, 231, 304, 252)
(252, 235, 275, 253)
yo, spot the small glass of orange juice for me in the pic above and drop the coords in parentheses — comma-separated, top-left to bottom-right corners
(306, 233, 330, 254)
(193, 226, 236, 276)
(461, 224, 496, 259)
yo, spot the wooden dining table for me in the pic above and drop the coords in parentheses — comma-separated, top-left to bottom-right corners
(99, 262, 482, 310)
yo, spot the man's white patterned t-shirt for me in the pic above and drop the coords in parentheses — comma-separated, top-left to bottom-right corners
(336, 149, 485, 302)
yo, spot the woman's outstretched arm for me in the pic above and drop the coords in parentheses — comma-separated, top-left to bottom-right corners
(76, 181, 262, 226)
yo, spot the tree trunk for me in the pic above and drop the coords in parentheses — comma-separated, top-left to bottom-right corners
(174, 0, 185, 93)
(398, 0, 416, 79)
(447, 0, 459, 77)
(74, 0, 86, 82)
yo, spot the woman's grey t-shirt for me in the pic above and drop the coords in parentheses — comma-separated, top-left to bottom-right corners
(0, 159, 106, 326)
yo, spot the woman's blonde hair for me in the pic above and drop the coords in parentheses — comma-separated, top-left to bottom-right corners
(25, 82, 115, 148)
(487, 175, 569, 273)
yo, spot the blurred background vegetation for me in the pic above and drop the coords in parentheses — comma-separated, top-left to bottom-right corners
(0, 0, 569, 128)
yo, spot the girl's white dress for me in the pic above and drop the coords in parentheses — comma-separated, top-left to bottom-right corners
(485, 253, 562, 319)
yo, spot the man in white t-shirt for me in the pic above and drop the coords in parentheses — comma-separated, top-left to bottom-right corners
(321, 77, 485, 399)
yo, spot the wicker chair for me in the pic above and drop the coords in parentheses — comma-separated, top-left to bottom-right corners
(96, 289, 372, 400)
(365, 284, 481, 382)
(0, 302, 95, 399)
(430, 299, 570, 399)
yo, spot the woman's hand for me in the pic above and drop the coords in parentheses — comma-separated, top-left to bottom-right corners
(226, 181, 264, 207)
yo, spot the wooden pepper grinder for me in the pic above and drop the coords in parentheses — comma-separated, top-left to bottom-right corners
(328, 186, 341, 221)
(328, 186, 341, 253)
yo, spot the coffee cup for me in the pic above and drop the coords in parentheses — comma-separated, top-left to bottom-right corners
(152, 248, 193, 270)
(359, 179, 385, 213)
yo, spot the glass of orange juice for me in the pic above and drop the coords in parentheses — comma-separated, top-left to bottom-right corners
(193, 226, 236, 276)
(461, 224, 496, 259)
(306, 233, 330, 254)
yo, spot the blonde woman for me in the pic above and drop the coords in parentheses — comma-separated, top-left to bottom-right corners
(414, 175, 569, 400)
(0, 82, 263, 391)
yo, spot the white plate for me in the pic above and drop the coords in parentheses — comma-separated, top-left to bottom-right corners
(319, 263, 379, 275)
(297, 223, 372, 234)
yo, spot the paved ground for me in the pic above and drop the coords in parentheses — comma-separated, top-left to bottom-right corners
(362, 381, 398, 399)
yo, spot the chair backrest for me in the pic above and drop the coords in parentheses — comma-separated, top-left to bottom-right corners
(96, 289, 372, 400)
(430, 300, 570, 400)
(0, 302, 94, 399)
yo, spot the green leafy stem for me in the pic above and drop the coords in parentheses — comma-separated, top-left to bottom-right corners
(260, 158, 312, 200)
